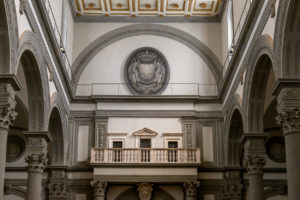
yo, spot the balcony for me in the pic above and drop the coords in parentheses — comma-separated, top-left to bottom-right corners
(90, 148, 201, 165)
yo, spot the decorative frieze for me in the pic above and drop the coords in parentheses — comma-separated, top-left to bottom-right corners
(222, 182, 243, 200)
(95, 119, 108, 148)
(183, 181, 200, 198)
(137, 183, 153, 200)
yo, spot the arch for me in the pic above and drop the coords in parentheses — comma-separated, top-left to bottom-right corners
(274, 0, 300, 79)
(243, 35, 276, 133)
(114, 186, 175, 200)
(48, 106, 64, 165)
(48, 92, 68, 164)
(0, 0, 18, 74)
(17, 31, 50, 131)
(72, 24, 223, 87)
(224, 94, 244, 166)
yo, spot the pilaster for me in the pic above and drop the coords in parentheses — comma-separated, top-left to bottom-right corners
(48, 167, 67, 200)
(181, 117, 197, 148)
(222, 170, 243, 200)
(95, 118, 108, 148)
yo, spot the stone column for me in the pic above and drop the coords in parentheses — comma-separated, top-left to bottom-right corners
(91, 181, 107, 200)
(276, 88, 300, 200)
(24, 131, 52, 200)
(0, 83, 17, 198)
(242, 135, 266, 200)
(95, 118, 108, 148)
(183, 181, 200, 200)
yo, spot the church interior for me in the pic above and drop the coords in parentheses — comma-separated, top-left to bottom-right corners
(0, 0, 300, 199)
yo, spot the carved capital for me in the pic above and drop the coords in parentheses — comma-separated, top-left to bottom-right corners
(25, 153, 48, 172)
(0, 84, 17, 130)
(183, 181, 200, 197)
(48, 183, 67, 199)
(276, 109, 300, 134)
(246, 155, 266, 175)
(137, 183, 153, 200)
(222, 182, 243, 200)
(91, 181, 107, 197)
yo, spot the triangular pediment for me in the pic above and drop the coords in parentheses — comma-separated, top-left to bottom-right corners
(132, 128, 158, 137)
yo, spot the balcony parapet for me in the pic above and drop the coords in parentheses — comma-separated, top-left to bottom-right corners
(90, 148, 201, 166)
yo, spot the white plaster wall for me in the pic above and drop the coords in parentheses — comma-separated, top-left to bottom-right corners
(107, 118, 182, 148)
(77, 35, 217, 96)
(48, 0, 63, 34)
(14, 0, 32, 38)
(262, 0, 280, 41)
(232, 0, 248, 32)
(221, 0, 229, 64)
(65, 0, 74, 63)
(72, 23, 222, 63)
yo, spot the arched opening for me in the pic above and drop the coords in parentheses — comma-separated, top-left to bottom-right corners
(228, 109, 244, 166)
(48, 107, 64, 165)
(247, 54, 274, 132)
(114, 186, 175, 200)
(17, 50, 46, 131)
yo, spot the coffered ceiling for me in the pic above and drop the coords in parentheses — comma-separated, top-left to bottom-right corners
(71, 0, 225, 22)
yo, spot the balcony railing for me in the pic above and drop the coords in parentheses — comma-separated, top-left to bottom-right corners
(91, 148, 201, 164)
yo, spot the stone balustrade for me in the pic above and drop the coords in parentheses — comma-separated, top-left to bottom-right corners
(91, 148, 201, 164)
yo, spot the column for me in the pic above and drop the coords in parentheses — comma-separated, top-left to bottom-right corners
(242, 135, 266, 200)
(91, 181, 107, 200)
(24, 131, 52, 200)
(137, 183, 153, 200)
(183, 181, 200, 200)
(0, 83, 17, 198)
(276, 88, 300, 200)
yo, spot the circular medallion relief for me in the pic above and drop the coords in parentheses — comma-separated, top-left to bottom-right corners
(6, 135, 25, 162)
(266, 136, 286, 163)
(124, 47, 170, 95)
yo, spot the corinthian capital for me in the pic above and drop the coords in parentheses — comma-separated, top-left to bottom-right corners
(0, 83, 17, 130)
(246, 155, 266, 175)
(25, 153, 48, 172)
(91, 181, 107, 197)
(276, 88, 300, 134)
(183, 181, 200, 197)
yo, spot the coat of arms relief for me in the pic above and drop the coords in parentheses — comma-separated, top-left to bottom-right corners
(125, 47, 170, 95)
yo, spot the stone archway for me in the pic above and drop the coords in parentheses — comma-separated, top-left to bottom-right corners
(17, 31, 50, 131)
(48, 107, 64, 165)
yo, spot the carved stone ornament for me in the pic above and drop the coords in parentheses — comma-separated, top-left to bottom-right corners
(183, 181, 200, 197)
(246, 155, 266, 175)
(48, 183, 67, 199)
(137, 183, 153, 200)
(124, 47, 170, 95)
(25, 153, 48, 172)
(91, 181, 107, 197)
(276, 109, 300, 134)
(222, 182, 243, 200)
